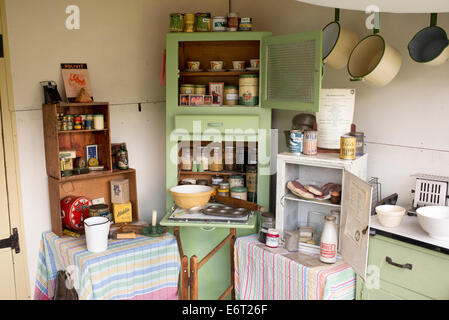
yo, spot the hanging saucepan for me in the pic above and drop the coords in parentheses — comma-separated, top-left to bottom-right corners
(347, 13, 402, 87)
(322, 8, 358, 70)
(408, 13, 449, 66)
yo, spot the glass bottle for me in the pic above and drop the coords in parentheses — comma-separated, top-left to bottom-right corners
(117, 144, 129, 170)
(320, 215, 338, 264)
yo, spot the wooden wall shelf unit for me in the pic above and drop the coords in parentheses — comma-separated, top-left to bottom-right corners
(48, 169, 139, 236)
(43, 102, 112, 180)
(42, 102, 139, 237)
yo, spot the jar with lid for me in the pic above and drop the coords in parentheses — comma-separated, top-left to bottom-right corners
(194, 84, 207, 95)
(235, 145, 246, 172)
(200, 146, 209, 171)
(246, 164, 257, 203)
(209, 145, 223, 172)
(224, 145, 235, 171)
(180, 148, 192, 171)
(239, 75, 259, 106)
(93, 114, 104, 130)
(230, 187, 247, 201)
(320, 215, 338, 264)
(224, 86, 239, 106)
(258, 212, 275, 243)
(180, 84, 195, 94)
(211, 175, 224, 186)
(266, 229, 280, 248)
(227, 12, 239, 31)
(229, 175, 244, 189)
(217, 182, 230, 197)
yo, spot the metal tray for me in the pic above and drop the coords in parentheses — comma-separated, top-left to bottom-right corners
(201, 205, 250, 218)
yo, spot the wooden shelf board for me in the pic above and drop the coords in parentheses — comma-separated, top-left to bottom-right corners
(60, 168, 136, 182)
(179, 170, 246, 176)
(58, 129, 108, 134)
(180, 71, 259, 77)
(178, 104, 258, 108)
(56, 102, 109, 107)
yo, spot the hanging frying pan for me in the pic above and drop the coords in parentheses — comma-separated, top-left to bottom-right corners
(347, 12, 402, 87)
(322, 8, 359, 70)
(408, 13, 449, 66)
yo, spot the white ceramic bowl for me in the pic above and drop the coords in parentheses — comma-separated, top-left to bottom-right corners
(416, 206, 449, 240)
(375, 205, 406, 228)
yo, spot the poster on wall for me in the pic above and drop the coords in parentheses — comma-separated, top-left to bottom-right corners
(316, 89, 355, 149)
(61, 63, 93, 102)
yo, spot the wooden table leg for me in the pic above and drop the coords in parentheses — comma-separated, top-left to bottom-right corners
(181, 255, 189, 300)
(190, 255, 198, 300)
(230, 228, 236, 300)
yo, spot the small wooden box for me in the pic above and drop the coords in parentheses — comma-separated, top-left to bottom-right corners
(113, 202, 133, 223)
(110, 178, 130, 204)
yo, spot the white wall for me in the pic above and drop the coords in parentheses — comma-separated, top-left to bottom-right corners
(233, 0, 449, 205)
(5, 0, 229, 297)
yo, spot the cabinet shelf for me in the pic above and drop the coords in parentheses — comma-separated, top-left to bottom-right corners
(283, 191, 341, 208)
(180, 71, 259, 77)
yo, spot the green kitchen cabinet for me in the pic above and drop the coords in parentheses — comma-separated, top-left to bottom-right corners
(356, 234, 449, 300)
(164, 30, 322, 300)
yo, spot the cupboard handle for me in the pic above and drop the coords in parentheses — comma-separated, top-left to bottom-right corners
(207, 122, 223, 127)
(385, 256, 413, 270)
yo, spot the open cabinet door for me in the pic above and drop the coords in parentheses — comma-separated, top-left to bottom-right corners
(260, 30, 322, 111)
(340, 170, 372, 281)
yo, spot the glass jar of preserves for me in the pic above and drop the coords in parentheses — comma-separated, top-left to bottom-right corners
(229, 175, 244, 189)
(209, 145, 223, 172)
(180, 148, 192, 171)
(226, 12, 239, 31)
(224, 86, 239, 106)
(218, 182, 230, 197)
(224, 145, 235, 171)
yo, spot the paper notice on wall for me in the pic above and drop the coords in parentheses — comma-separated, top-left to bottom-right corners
(316, 89, 355, 149)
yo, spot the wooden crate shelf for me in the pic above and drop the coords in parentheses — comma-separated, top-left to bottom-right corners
(43, 102, 112, 180)
(48, 169, 139, 237)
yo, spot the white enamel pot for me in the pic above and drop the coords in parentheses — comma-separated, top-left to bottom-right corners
(347, 34, 402, 87)
(408, 13, 449, 66)
(323, 21, 358, 70)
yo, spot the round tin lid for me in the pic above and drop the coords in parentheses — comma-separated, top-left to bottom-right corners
(90, 204, 109, 210)
(239, 74, 259, 78)
(181, 84, 195, 87)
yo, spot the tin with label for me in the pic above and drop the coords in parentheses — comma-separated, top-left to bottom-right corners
(350, 132, 365, 156)
(195, 13, 211, 32)
(289, 130, 304, 154)
(239, 17, 252, 31)
(266, 229, 279, 248)
(89, 204, 113, 221)
(169, 13, 184, 32)
(303, 130, 318, 155)
(340, 135, 357, 160)
(212, 16, 226, 32)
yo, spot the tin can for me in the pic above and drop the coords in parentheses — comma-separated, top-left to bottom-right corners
(212, 16, 227, 32)
(340, 135, 357, 160)
(84, 119, 93, 130)
(350, 132, 365, 156)
(169, 13, 184, 32)
(61, 196, 92, 231)
(195, 13, 211, 32)
(289, 130, 304, 154)
(184, 13, 195, 32)
(239, 75, 259, 106)
(227, 12, 239, 31)
(194, 84, 206, 95)
(231, 187, 248, 201)
(74, 115, 82, 130)
(224, 86, 239, 105)
(266, 229, 280, 248)
(89, 204, 113, 221)
(239, 17, 252, 31)
(303, 130, 318, 155)
(180, 84, 195, 94)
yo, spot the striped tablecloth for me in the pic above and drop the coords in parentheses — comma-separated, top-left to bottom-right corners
(34, 231, 180, 300)
(234, 235, 356, 300)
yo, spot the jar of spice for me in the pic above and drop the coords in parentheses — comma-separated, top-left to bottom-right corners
(180, 84, 195, 94)
(224, 145, 235, 171)
(212, 16, 227, 32)
(229, 175, 244, 189)
(194, 84, 207, 95)
(195, 12, 211, 32)
(224, 86, 239, 106)
(230, 187, 247, 201)
(239, 75, 259, 106)
(184, 13, 195, 32)
(210, 146, 223, 172)
(218, 182, 230, 197)
(227, 12, 239, 31)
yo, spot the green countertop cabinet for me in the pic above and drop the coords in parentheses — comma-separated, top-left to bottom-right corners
(356, 234, 449, 300)
(164, 31, 322, 300)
